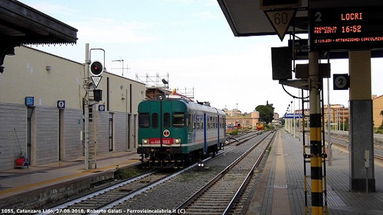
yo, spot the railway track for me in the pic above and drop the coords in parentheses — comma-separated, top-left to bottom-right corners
(225, 131, 263, 146)
(41, 139, 244, 214)
(299, 131, 383, 161)
(41, 131, 270, 215)
(173, 131, 276, 215)
(41, 160, 211, 215)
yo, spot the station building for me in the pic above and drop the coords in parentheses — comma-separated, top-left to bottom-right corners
(224, 108, 260, 129)
(0, 46, 146, 171)
(373, 95, 383, 128)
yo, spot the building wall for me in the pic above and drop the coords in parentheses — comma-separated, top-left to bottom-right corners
(0, 46, 146, 170)
(34, 107, 59, 165)
(0, 103, 27, 170)
(62, 109, 83, 160)
(373, 95, 383, 128)
(1, 46, 84, 109)
(225, 111, 260, 129)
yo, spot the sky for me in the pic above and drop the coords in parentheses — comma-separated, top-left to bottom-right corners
(18, 0, 383, 116)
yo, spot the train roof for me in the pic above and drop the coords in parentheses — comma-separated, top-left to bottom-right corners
(139, 98, 225, 116)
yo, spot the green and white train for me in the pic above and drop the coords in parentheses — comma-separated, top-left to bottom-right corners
(137, 98, 226, 163)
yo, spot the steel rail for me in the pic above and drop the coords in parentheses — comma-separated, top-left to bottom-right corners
(39, 170, 157, 215)
(41, 136, 241, 215)
(92, 156, 213, 215)
(172, 131, 274, 214)
(223, 131, 276, 214)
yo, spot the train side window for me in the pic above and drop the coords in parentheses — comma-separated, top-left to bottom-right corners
(187, 114, 192, 128)
(139, 113, 150, 128)
(173, 112, 185, 127)
(164, 113, 170, 128)
(152, 113, 158, 128)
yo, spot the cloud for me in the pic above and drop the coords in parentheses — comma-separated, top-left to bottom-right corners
(73, 18, 155, 44)
(20, 1, 79, 17)
(129, 44, 277, 112)
(193, 11, 219, 20)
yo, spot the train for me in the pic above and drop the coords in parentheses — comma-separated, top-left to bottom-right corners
(137, 98, 226, 165)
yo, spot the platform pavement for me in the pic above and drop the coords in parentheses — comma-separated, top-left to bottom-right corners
(247, 130, 383, 215)
(0, 151, 140, 200)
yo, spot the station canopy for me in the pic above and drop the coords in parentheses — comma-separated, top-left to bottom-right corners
(0, 0, 77, 45)
(217, 0, 309, 37)
(0, 0, 77, 72)
(217, 0, 383, 37)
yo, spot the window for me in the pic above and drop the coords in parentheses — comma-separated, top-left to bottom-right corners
(139, 113, 150, 128)
(173, 112, 185, 127)
(164, 113, 171, 128)
(152, 113, 158, 128)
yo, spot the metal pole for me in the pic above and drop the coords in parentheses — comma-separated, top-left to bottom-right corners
(309, 51, 324, 214)
(84, 43, 90, 170)
(327, 76, 332, 166)
(293, 98, 296, 138)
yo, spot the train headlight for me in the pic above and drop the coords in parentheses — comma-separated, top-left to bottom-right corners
(142, 139, 148, 144)
(175, 138, 181, 144)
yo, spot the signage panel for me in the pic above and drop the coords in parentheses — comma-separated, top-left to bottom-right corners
(333, 74, 350, 90)
(265, 9, 296, 41)
(25, 96, 34, 107)
(57, 100, 65, 109)
(310, 7, 383, 50)
(284, 113, 303, 118)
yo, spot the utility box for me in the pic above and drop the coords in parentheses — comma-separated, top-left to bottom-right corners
(272, 47, 292, 80)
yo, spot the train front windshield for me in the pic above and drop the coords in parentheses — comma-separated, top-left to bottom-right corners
(172, 113, 185, 127)
(139, 113, 150, 128)
(139, 113, 186, 128)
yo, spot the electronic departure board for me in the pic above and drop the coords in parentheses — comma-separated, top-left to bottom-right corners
(310, 7, 383, 50)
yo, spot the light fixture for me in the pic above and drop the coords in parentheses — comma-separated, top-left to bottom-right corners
(45, 66, 52, 72)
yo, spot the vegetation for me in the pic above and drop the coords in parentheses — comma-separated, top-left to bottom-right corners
(265, 124, 274, 130)
(227, 129, 239, 135)
(376, 128, 383, 134)
(255, 101, 275, 124)
(114, 166, 143, 180)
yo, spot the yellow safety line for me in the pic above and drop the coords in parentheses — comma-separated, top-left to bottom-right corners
(0, 159, 139, 196)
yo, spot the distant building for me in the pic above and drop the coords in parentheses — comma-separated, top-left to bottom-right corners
(295, 104, 349, 130)
(225, 108, 242, 117)
(224, 109, 260, 129)
(274, 113, 280, 120)
(373, 95, 383, 128)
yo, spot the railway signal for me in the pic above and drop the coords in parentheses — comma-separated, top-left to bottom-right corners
(89, 61, 103, 76)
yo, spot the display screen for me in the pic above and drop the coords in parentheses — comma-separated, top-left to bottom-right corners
(310, 7, 383, 50)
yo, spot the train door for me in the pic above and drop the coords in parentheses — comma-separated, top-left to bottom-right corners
(133, 114, 137, 148)
(203, 113, 207, 154)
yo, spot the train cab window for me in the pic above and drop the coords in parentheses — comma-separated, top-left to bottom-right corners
(173, 112, 185, 127)
(152, 113, 158, 128)
(139, 113, 150, 128)
(164, 113, 171, 128)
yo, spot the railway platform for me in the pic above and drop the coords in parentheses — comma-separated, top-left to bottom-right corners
(247, 130, 383, 215)
(0, 151, 140, 209)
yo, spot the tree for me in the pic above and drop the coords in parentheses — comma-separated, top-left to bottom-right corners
(255, 101, 275, 124)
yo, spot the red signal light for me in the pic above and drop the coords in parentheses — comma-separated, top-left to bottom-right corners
(90, 61, 103, 76)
